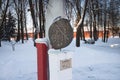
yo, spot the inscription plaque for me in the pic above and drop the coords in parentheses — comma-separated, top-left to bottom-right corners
(60, 58, 72, 71)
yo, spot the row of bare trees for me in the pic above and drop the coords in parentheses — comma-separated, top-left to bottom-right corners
(0, 0, 47, 47)
(13, 0, 28, 43)
(69, 0, 120, 47)
(0, 0, 119, 47)
(28, 0, 46, 45)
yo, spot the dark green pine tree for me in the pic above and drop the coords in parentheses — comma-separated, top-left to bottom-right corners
(5, 11, 16, 41)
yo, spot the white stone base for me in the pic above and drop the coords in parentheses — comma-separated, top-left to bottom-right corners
(48, 49, 73, 80)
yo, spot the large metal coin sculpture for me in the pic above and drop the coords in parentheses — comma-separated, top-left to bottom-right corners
(49, 18, 73, 49)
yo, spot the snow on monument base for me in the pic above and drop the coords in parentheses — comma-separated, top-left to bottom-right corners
(48, 49, 73, 80)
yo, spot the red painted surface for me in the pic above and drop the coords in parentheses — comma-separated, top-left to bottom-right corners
(36, 43, 48, 80)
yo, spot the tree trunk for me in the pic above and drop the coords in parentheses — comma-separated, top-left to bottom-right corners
(76, 0, 88, 47)
(41, 0, 45, 37)
(29, 0, 38, 46)
(29, 0, 37, 28)
(39, 0, 43, 38)
(21, 0, 24, 43)
(0, 40, 1, 47)
(93, 15, 98, 41)
(92, 0, 98, 41)
(88, 0, 93, 39)
(106, 20, 109, 42)
(13, 0, 20, 42)
(23, 0, 28, 40)
(81, 26, 85, 40)
(24, 13, 28, 40)
(103, 0, 107, 42)
(75, 0, 81, 27)
(90, 18, 92, 39)
(17, 10, 21, 42)
(76, 26, 81, 47)
(96, 0, 100, 40)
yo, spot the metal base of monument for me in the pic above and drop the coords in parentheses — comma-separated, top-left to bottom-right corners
(48, 49, 73, 80)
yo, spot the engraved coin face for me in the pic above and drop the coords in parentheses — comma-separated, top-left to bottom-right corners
(49, 18, 73, 49)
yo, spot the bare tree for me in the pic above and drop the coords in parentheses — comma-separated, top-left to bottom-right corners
(13, 0, 21, 42)
(102, 0, 107, 42)
(23, 0, 28, 40)
(76, 0, 88, 47)
(92, 0, 98, 41)
(39, 0, 43, 38)
(28, 0, 38, 45)
(87, 0, 93, 39)
(74, 0, 81, 27)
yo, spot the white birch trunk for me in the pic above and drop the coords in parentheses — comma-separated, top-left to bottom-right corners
(45, 0, 66, 39)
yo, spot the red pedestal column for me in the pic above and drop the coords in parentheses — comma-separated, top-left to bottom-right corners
(36, 40, 48, 80)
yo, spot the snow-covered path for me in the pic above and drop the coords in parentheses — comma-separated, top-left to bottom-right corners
(0, 38, 120, 80)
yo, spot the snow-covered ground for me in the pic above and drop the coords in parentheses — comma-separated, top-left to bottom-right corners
(0, 37, 120, 80)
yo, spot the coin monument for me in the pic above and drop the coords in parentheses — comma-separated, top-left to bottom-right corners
(49, 18, 73, 49)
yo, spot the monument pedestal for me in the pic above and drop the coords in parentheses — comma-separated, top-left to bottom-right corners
(48, 49, 73, 80)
